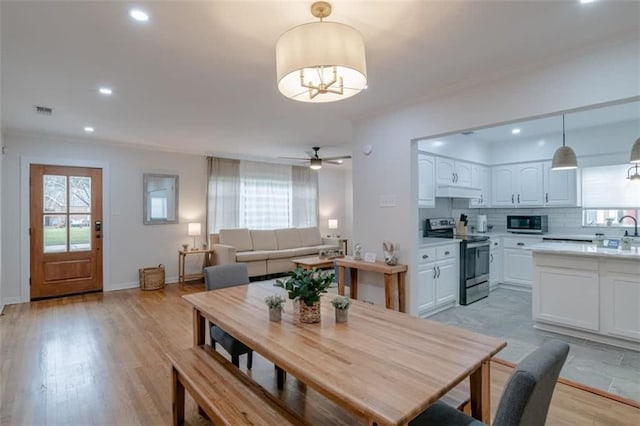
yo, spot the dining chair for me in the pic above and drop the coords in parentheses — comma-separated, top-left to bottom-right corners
(410, 339, 570, 426)
(204, 263, 253, 369)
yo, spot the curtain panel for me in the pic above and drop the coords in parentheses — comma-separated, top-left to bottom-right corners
(206, 157, 240, 233)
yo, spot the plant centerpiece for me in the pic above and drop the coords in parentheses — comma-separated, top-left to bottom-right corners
(264, 294, 286, 322)
(275, 267, 334, 323)
(331, 296, 350, 323)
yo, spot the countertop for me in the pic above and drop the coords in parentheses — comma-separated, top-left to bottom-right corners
(458, 231, 636, 242)
(420, 237, 462, 247)
(530, 242, 640, 259)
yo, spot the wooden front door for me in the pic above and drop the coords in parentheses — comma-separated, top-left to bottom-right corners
(30, 165, 103, 299)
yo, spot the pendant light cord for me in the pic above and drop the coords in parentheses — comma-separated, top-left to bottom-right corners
(562, 114, 566, 148)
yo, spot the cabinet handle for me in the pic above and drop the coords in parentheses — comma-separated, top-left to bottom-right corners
(422, 254, 429, 259)
(517, 194, 520, 204)
(493, 242, 498, 246)
(452, 173, 455, 183)
(511, 194, 514, 204)
(436, 265, 441, 278)
(545, 192, 549, 203)
(490, 253, 494, 263)
(444, 251, 450, 255)
(455, 173, 458, 183)
(517, 242, 525, 246)
(433, 268, 437, 279)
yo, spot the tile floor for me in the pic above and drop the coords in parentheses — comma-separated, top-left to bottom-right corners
(429, 287, 640, 401)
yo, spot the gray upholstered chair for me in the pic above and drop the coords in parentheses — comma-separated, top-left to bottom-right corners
(410, 339, 570, 426)
(204, 263, 253, 369)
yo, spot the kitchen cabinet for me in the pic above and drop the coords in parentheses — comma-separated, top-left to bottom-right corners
(416, 244, 459, 317)
(436, 157, 472, 187)
(417, 153, 436, 207)
(601, 259, 640, 341)
(489, 238, 502, 289)
(469, 164, 491, 207)
(543, 161, 579, 206)
(502, 236, 542, 288)
(491, 162, 544, 207)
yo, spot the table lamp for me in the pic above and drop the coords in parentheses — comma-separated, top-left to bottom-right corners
(188, 222, 201, 250)
(328, 219, 338, 238)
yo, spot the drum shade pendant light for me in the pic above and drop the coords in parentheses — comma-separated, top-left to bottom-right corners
(551, 115, 578, 170)
(275, 2, 367, 103)
(630, 137, 640, 163)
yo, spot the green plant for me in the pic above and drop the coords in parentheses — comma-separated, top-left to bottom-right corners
(331, 296, 350, 310)
(275, 267, 335, 306)
(264, 294, 286, 310)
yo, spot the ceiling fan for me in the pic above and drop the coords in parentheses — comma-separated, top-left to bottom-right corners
(279, 147, 351, 170)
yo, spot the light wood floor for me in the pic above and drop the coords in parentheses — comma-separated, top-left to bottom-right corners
(1, 283, 638, 425)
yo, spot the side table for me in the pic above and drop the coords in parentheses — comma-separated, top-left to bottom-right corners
(178, 248, 215, 287)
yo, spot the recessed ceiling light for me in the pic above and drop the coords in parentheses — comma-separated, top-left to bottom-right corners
(537, 139, 546, 147)
(84, 126, 95, 133)
(512, 128, 521, 135)
(129, 9, 149, 22)
(98, 87, 113, 95)
(432, 141, 445, 147)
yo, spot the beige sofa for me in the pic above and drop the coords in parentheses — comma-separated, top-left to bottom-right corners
(210, 227, 340, 277)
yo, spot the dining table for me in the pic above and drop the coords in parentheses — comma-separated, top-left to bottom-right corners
(183, 283, 506, 425)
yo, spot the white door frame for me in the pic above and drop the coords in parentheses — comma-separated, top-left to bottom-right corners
(20, 156, 111, 302)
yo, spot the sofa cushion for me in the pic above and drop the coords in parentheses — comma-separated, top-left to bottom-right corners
(293, 246, 319, 257)
(275, 228, 302, 250)
(219, 228, 253, 252)
(236, 250, 271, 262)
(298, 227, 323, 247)
(250, 230, 278, 251)
(267, 248, 304, 260)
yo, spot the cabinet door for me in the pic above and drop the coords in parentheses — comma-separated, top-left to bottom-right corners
(470, 164, 491, 207)
(418, 154, 436, 207)
(435, 259, 457, 305)
(436, 157, 455, 185)
(543, 161, 577, 206)
(492, 166, 515, 206)
(516, 163, 544, 206)
(489, 241, 502, 289)
(417, 263, 436, 315)
(502, 248, 533, 287)
(601, 272, 640, 340)
(454, 161, 472, 187)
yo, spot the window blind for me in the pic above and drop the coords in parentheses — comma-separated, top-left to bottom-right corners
(582, 164, 640, 208)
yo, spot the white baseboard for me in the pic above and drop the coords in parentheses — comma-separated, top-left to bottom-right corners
(104, 276, 179, 292)
(1, 296, 23, 307)
(534, 322, 640, 351)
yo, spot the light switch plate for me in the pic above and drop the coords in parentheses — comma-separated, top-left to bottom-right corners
(379, 194, 397, 207)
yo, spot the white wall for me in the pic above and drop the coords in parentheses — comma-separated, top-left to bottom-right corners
(1, 131, 207, 304)
(352, 39, 640, 314)
(318, 167, 352, 241)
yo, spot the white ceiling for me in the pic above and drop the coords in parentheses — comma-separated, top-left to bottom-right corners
(2, 1, 639, 160)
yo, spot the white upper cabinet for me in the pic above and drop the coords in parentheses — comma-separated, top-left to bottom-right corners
(418, 154, 436, 207)
(543, 161, 578, 207)
(491, 162, 544, 207)
(470, 164, 491, 207)
(436, 157, 473, 187)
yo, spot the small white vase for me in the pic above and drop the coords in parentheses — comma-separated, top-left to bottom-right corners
(269, 308, 282, 322)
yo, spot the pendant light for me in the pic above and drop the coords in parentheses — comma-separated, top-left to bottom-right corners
(551, 114, 578, 170)
(630, 137, 640, 163)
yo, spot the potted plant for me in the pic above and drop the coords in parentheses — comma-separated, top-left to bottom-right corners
(275, 267, 334, 323)
(331, 296, 350, 323)
(264, 294, 286, 322)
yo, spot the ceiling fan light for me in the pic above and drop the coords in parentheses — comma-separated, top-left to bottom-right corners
(551, 146, 578, 170)
(310, 158, 322, 170)
(630, 137, 640, 163)
(275, 3, 367, 103)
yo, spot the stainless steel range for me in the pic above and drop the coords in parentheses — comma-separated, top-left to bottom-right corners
(424, 217, 490, 305)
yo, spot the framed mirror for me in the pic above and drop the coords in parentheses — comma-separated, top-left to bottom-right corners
(143, 173, 179, 225)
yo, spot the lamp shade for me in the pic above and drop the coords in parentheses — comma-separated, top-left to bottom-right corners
(328, 219, 338, 229)
(551, 146, 578, 170)
(276, 21, 367, 103)
(188, 222, 201, 237)
(631, 137, 640, 163)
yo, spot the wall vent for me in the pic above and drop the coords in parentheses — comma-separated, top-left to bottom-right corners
(34, 105, 53, 116)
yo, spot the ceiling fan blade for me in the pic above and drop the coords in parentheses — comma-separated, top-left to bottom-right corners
(323, 155, 352, 161)
(278, 156, 311, 161)
(325, 160, 347, 165)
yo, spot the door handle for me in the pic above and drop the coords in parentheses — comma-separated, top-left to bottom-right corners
(517, 242, 525, 246)
(452, 173, 455, 183)
(545, 192, 549, 203)
(444, 251, 450, 255)
(422, 254, 429, 259)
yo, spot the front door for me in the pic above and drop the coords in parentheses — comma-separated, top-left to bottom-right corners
(30, 165, 103, 299)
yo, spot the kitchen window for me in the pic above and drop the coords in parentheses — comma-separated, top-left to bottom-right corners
(581, 164, 640, 228)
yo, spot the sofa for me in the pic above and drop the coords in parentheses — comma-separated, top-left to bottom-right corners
(210, 227, 340, 278)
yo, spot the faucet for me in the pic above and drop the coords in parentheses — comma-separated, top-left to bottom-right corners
(619, 215, 638, 237)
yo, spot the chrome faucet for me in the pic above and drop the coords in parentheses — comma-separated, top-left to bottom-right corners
(619, 215, 638, 237)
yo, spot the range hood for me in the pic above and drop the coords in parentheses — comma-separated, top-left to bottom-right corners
(436, 185, 482, 199)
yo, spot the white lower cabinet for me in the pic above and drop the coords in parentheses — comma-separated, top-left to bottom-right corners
(417, 244, 459, 317)
(489, 238, 502, 289)
(601, 260, 640, 341)
(502, 236, 542, 288)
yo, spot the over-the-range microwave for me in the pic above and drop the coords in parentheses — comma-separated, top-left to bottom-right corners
(507, 215, 548, 234)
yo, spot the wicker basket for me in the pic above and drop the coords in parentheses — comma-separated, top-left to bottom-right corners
(139, 264, 165, 291)
(299, 300, 321, 323)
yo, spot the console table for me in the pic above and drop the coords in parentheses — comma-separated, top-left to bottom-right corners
(334, 257, 408, 313)
(178, 248, 215, 286)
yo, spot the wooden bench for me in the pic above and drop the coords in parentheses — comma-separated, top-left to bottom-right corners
(167, 345, 306, 425)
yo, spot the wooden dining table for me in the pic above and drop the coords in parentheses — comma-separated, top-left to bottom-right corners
(183, 283, 506, 425)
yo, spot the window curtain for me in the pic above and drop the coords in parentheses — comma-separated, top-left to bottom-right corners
(239, 161, 292, 229)
(206, 157, 240, 233)
(292, 166, 318, 227)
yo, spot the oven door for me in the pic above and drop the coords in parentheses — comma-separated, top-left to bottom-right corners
(464, 242, 490, 287)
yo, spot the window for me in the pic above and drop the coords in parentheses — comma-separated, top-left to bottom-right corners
(582, 164, 640, 228)
(207, 158, 318, 232)
(150, 196, 168, 219)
